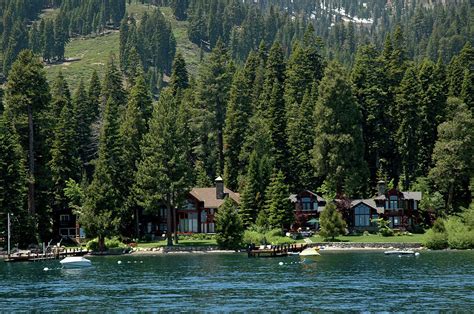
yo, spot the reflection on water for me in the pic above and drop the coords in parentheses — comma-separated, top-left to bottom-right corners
(1, 251, 473, 311)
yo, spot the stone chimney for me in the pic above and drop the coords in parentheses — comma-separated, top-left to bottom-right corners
(215, 176, 224, 200)
(377, 180, 386, 196)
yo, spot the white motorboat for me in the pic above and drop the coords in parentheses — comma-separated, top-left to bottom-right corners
(384, 250, 420, 256)
(299, 247, 320, 257)
(60, 256, 92, 268)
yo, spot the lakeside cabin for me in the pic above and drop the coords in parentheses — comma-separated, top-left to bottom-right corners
(52, 178, 421, 241)
(289, 181, 422, 233)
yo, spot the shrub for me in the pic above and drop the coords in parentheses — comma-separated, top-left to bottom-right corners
(423, 228, 448, 249)
(105, 237, 126, 249)
(242, 230, 266, 246)
(265, 229, 284, 238)
(86, 238, 99, 251)
(372, 218, 394, 237)
(319, 203, 346, 240)
(363, 230, 370, 236)
(445, 217, 474, 249)
(215, 198, 244, 250)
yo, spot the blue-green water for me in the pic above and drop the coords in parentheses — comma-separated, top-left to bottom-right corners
(1, 251, 474, 312)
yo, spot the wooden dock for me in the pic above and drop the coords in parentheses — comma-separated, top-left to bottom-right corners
(247, 243, 307, 258)
(3, 248, 89, 263)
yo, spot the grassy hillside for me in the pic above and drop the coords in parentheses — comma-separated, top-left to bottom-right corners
(45, 32, 119, 87)
(44, 3, 204, 88)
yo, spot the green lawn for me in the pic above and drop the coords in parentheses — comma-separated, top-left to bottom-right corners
(137, 239, 217, 248)
(303, 233, 427, 243)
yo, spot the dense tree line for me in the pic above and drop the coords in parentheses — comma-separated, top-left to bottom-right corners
(180, 0, 472, 66)
(1, 0, 127, 78)
(0, 1, 472, 247)
(119, 8, 176, 88)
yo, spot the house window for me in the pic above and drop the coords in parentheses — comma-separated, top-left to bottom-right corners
(179, 212, 198, 233)
(388, 216, 402, 227)
(389, 196, 399, 209)
(60, 215, 71, 226)
(355, 205, 370, 227)
(185, 200, 196, 210)
(159, 207, 167, 219)
(301, 197, 312, 211)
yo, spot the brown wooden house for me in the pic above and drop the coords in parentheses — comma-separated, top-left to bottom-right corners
(347, 181, 422, 231)
(177, 177, 240, 234)
(290, 190, 326, 229)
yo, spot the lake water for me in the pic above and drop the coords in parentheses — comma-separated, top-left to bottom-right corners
(1, 251, 473, 312)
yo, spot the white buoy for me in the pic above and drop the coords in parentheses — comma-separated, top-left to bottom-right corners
(43, 267, 49, 271)
(140, 261, 143, 264)
(278, 261, 284, 266)
(415, 252, 420, 256)
(117, 261, 122, 264)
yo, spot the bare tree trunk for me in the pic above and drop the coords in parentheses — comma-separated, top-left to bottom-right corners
(98, 235, 105, 252)
(27, 105, 35, 215)
(447, 183, 454, 213)
(166, 201, 173, 246)
(173, 206, 178, 244)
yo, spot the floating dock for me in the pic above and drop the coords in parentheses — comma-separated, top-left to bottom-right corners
(247, 243, 307, 258)
(4, 248, 89, 262)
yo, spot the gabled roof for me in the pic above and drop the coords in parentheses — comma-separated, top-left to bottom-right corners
(374, 191, 422, 201)
(190, 187, 240, 209)
(402, 192, 422, 201)
(289, 190, 326, 203)
(351, 199, 385, 214)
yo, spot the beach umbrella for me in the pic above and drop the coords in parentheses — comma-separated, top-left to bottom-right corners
(307, 218, 319, 225)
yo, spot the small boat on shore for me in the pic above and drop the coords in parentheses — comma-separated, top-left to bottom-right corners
(384, 250, 420, 256)
(60, 256, 92, 268)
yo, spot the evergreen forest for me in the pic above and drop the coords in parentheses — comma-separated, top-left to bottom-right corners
(0, 0, 472, 247)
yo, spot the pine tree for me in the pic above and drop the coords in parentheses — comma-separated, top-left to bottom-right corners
(447, 43, 473, 97)
(395, 66, 423, 187)
(461, 69, 473, 110)
(49, 88, 81, 216)
(194, 160, 213, 187)
(42, 19, 55, 63)
(215, 197, 244, 250)
(223, 65, 253, 190)
(73, 80, 92, 167)
(319, 202, 346, 240)
(286, 86, 317, 191)
(260, 42, 287, 174)
(171, 0, 188, 21)
(351, 44, 392, 184)
(194, 40, 234, 177)
(416, 59, 447, 177)
(312, 61, 368, 197)
(170, 52, 189, 95)
(239, 151, 263, 228)
(0, 110, 33, 246)
(134, 89, 192, 246)
(265, 170, 292, 229)
(81, 96, 123, 251)
(119, 72, 152, 235)
(101, 54, 126, 110)
(4, 50, 51, 230)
